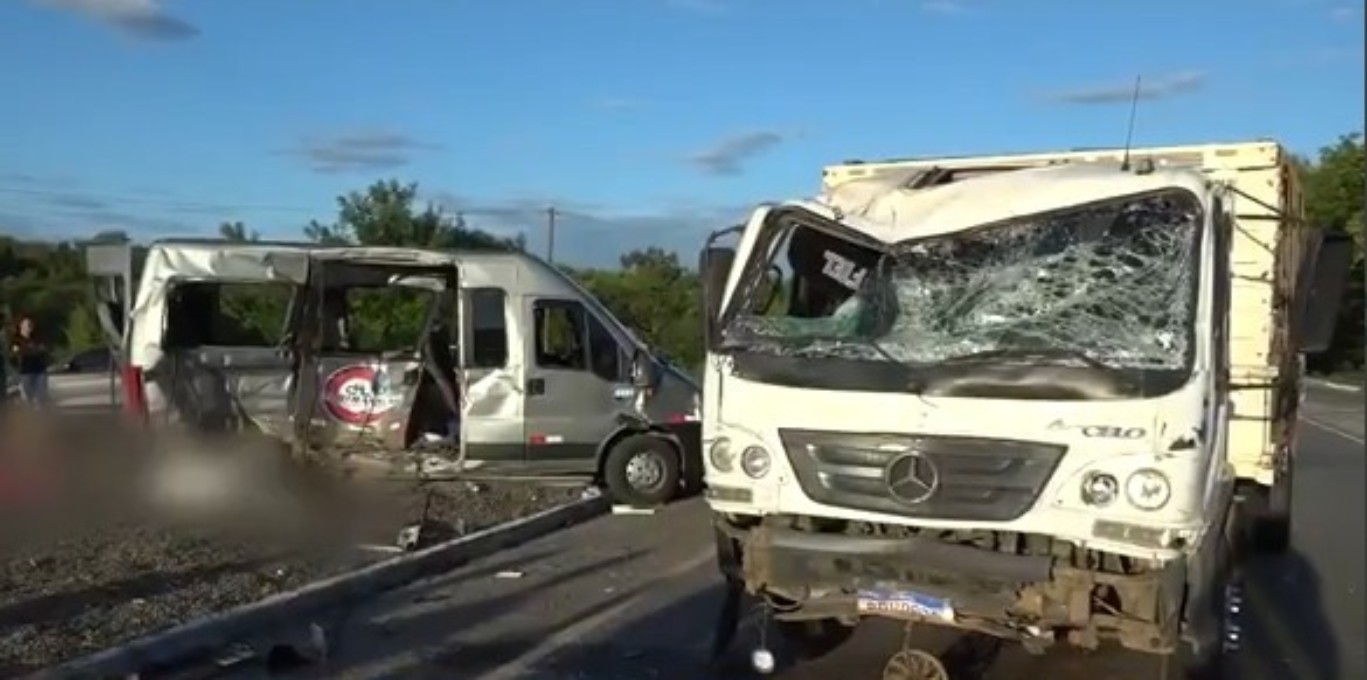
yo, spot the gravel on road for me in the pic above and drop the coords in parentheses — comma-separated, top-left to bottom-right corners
(0, 477, 587, 677)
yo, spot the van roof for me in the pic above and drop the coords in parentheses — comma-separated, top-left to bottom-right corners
(146, 238, 544, 267)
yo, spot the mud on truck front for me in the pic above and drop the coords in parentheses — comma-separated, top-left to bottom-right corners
(695, 162, 1349, 679)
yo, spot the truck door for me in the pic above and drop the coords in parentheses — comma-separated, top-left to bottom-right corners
(457, 286, 525, 462)
(522, 297, 629, 467)
(290, 259, 459, 453)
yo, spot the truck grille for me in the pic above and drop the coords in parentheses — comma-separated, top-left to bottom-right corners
(777, 429, 1065, 522)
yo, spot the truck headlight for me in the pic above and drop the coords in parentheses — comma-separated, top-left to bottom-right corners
(740, 446, 772, 479)
(709, 438, 735, 472)
(1125, 469, 1172, 511)
(1080, 472, 1120, 507)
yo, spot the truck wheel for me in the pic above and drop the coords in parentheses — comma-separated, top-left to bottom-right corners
(603, 433, 681, 508)
(1165, 500, 1242, 680)
(1166, 585, 1238, 679)
(776, 618, 855, 661)
(1248, 467, 1293, 555)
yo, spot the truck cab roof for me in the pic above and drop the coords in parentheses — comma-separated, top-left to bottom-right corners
(802, 161, 1210, 243)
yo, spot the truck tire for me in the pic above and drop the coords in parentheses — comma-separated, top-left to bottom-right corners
(602, 433, 681, 508)
(1248, 466, 1293, 555)
(1166, 489, 1242, 680)
(1167, 583, 1237, 679)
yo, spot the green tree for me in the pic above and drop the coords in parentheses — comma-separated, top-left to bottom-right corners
(63, 304, 105, 352)
(218, 221, 259, 242)
(305, 179, 517, 251)
(304, 179, 521, 349)
(569, 247, 703, 370)
(1301, 133, 1365, 373)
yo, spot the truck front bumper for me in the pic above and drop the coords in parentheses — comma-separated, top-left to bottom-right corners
(713, 516, 1188, 653)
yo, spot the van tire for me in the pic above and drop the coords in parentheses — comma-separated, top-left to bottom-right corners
(603, 434, 681, 508)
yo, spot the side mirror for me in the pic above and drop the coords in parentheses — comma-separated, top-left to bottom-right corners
(1295, 232, 1354, 354)
(631, 349, 661, 390)
(700, 246, 737, 348)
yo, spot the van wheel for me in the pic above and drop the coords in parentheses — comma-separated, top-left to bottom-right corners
(603, 434, 681, 508)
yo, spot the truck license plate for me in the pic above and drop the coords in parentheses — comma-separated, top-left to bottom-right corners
(855, 589, 955, 622)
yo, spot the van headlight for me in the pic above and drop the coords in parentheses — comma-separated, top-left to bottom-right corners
(709, 438, 735, 472)
(740, 446, 772, 479)
(1125, 469, 1172, 511)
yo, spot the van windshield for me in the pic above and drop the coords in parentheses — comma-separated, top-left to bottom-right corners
(721, 189, 1203, 383)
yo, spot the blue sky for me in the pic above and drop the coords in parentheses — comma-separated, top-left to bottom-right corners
(0, 0, 1362, 266)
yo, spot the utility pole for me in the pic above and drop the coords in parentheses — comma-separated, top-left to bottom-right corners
(545, 206, 558, 263)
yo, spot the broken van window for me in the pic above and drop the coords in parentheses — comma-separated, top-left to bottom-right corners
(468, 288, 509, 368)
(726, 190, 1202, 372)
(165, 281, 294, 347)
(326, 286, 434, 354)
(534, 300, 587, 370)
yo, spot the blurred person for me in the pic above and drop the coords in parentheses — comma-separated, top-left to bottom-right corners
(1, 335, 8, 405)
(10, 316, 51, 407)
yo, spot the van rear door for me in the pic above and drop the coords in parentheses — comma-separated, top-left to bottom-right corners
(156, 276, 302, 434)
(83, 242, 138, 414)
(83, 242, 135, 355)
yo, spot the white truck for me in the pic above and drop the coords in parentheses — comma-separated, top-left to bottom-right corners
(697, 141, 1351, 679)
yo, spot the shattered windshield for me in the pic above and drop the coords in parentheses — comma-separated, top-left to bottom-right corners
(723, 189, 1202, 373)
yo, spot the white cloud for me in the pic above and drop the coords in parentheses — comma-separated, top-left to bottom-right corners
(36, 0, 199, 40)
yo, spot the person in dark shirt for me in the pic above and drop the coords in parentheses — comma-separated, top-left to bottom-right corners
(10, 317, 51, 407)
(0, 330, 8, 404)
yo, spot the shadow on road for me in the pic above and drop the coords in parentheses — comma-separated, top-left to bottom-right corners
(271, 547, 651, 679)
(348, 553, 1342, 680)
(1237, 548, 1340, 680)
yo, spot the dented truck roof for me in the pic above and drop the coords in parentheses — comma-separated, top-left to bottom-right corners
(798, 161, 1210, 243)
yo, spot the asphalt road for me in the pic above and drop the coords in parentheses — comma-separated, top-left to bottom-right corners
(230, 383, 1363, 680)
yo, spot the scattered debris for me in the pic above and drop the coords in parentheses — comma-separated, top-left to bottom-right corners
(495, 570, 526, 579)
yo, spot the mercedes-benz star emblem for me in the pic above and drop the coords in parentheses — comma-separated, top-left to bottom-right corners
(885, 451, 939, 505)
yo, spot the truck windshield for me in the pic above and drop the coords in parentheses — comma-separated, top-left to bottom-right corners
(722, 189, 1203, 379)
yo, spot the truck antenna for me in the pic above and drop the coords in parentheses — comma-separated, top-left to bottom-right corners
(1120, 75, 1142, 172)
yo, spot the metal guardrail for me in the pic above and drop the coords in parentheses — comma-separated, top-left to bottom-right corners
(3, 373, 120, 409)
(31, 492, 611, 679)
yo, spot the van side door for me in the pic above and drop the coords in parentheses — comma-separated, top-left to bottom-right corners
(522, 297, 630, 468)
(458, 286, 525, 462)
(290, 259, 458, 453)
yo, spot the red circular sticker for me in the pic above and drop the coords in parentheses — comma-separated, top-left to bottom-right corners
(322, 364, 402, 427)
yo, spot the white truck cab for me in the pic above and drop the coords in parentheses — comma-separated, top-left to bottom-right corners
(698, 142, 1351, 678)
